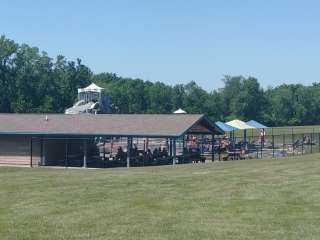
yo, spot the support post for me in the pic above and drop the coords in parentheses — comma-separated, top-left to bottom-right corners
(211, 134, 215, 162)
(272, 134, 275, 158)
(30, 137, 33, 168)
(40, 138, 43, 166)
(218, 139, 221, 161)
(201, 134, 204, 155)
(302, 134, 304, 155)
(65, 139, 68, 168)
(182, 135, 185, 164)
(173, 138, 176, 165)
(41, 138, 46, 166)
(318, 133, 320, 153)
(169, 138, 173, 157)
(271, 128, 274, 158)
(292, 128, 294, 156)
(127, 137, 132, 168)
(244, 129, 247, 149)
(311, 132, 313, 154)
(103, 141, 106, 168)
(260, 135, 263, 158)
(83, 139, 87, 168)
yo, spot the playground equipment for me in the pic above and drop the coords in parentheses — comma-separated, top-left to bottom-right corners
(65, 83, 111, 114)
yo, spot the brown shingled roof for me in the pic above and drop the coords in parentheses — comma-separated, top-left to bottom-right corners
(0, 114, 221, 137)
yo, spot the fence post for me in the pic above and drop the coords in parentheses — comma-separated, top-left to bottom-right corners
(30, 137, 33, 168)
(211, 134, 214, 162)
(218, 139, 221, 161)
(318, 133, 320, 153)
(256, 137, 259, 159)
(311, 131, 313, 154)
(302, 135, 304, 155)
(260, 136, 263, 158)
(271, 128, 274, 158)
(283, 134, 285, 154)
(272, 135, 275, 158)
(291, 128, 294, 156)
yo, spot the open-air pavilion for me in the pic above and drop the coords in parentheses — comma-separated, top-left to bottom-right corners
(214, 119, 272, 160)
(226, 119, 255, 143)
(0, 114, 223, 168)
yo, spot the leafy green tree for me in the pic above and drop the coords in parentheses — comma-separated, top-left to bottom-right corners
(3, 35, 320, 127)
(183, 81, 208, 113)
(221, 76, 264, 121)
(0, 36, 18, 112)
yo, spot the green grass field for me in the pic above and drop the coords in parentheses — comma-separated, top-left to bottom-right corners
(1, 155, 320, 240)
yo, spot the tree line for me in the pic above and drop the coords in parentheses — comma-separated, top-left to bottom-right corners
(1, 35, 319, 126)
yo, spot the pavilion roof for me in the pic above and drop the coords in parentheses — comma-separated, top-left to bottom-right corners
(0, 114, 223, 137)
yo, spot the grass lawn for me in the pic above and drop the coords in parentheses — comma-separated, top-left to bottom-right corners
(1, 155, 320, 240)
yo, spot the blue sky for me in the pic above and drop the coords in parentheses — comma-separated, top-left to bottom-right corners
(1, 0, 320, 91)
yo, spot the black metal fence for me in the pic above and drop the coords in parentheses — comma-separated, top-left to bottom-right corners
(211, 130, 320, 161)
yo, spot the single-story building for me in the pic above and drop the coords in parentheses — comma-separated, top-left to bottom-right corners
(0, 114, 223, 168)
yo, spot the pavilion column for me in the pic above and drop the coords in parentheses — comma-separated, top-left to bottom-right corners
(83, 139, 87, 168)
(201, 134, 204, 155)
(40, 138, 46, 166)
(30, 137, 33, 168)
(127, 137, 132, 168)
(244, 129, 247, 150)
(65, 139, 68, 168)
(211, 134, 215, 162)
(172, 138, 176, 165)
(169, 138, 173, 157)
(182, 135, 186, 164)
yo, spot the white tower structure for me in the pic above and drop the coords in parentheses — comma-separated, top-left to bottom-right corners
(65, 83, 111, 114)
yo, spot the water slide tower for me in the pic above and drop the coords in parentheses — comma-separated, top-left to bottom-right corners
(65, 83, 111, 114)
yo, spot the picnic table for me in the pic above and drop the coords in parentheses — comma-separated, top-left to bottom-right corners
(223, 150, 245, 161)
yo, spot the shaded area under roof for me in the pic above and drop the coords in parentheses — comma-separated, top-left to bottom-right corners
(215, 121, 236, 132)
(246, 120, 268, 129)
(0, 114, 222, 137)
(226, 119, 255, 130)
